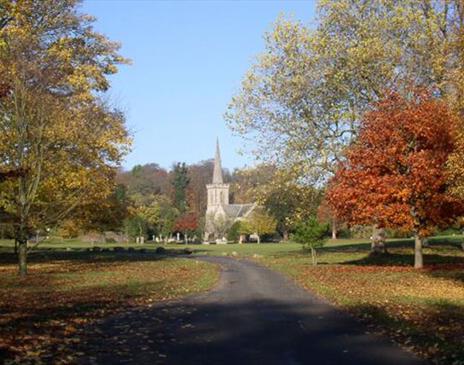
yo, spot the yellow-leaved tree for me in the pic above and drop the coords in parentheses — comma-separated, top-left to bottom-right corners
(242, 209, 277, 244)
(0, 0, 131, 276)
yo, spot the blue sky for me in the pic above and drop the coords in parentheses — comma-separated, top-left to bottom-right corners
(81, 0, 316, 171)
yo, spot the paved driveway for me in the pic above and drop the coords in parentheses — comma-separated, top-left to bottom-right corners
(77, 256, 424, 365)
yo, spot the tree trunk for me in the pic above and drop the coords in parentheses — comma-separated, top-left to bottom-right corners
(17, 217, 28, 277)
(18, 239, 27, 277)
(257, 235, 260, 244)
(371, 225, 386, 254)
(282, 230, 289, 241)
(310, 247, 317, 265)
(414, 234, 424, 269)
(331, 221, 337, 240)
(14, 239, 18, 255)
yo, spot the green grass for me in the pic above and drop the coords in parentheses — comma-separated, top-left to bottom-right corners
(1, 233, 462, 257)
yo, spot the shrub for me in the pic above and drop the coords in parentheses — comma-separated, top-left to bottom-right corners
(227, 221, 242, 242)
(293, 217, 328, 265)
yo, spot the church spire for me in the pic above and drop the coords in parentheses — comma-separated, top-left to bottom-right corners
(212, 138, 223, 184)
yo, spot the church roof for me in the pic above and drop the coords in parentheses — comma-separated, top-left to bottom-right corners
(223, 204, 256, 219)
(212, 138, 223, 184)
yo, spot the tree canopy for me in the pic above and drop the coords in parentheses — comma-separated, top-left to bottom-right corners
(226, 1, 464, 184)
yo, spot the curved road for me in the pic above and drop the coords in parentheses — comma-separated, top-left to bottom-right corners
(78, 257, 423, 365)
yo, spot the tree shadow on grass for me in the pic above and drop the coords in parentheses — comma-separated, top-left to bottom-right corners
(346, 302, 464, 365)
(0, 246, 210, 266)
(314, 237, 464, 268)
(341, 252, 464, 267)
(0, 278, 174, 364)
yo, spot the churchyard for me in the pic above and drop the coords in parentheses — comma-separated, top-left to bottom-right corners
(1, 235, 463, 364)
(3, 0, 464, 364)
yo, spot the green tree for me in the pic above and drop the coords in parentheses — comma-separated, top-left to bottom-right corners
(124, 215, 147, 241)
(293, 216, 328, 265)
(171, 162, 190, 213)
(227, 221, 242, 242)
(231, 165, 321, 240)
(155, 195, 179, 240)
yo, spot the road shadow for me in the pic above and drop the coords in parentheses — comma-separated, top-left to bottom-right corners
(73, 298, 425, 365)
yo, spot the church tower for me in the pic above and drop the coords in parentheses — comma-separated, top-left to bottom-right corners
(206, 139, 229, 208)
(204, 139, 256, 243)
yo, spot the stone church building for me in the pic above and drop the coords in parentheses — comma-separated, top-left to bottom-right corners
(203, 140, 256, 242)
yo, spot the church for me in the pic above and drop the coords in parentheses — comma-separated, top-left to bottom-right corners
(203, 140, 256, 243)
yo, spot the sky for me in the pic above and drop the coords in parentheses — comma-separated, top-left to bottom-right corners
(81, 0, 317, 171)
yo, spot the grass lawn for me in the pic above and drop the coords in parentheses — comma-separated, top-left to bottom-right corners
(0, 250, 218, 364)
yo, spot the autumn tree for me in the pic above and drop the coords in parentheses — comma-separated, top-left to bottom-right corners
(64, 183, 129, 235)
(117, 164, 170, 197)
(242, 209, 277, 244)
(186, 160, 214, 218)
(226, 1, 464, 184)
(0, 0, 130, 276)
(174, 212, 198, 243)
(327, 91, 463, 269)
(229, 164, 275, 203)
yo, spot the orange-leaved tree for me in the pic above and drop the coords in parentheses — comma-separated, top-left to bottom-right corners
(327, 90, 464, 268)
(174, 213, 198, 243)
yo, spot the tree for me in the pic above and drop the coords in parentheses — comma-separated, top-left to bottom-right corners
(125, 193, 170, 242)
(64, 183, 129, 234)
(229, 164, 275, 203)
(174, 212, 198, 243)
(243, 209, 277, 244)
(226, 2, 464, 184)
(227, 221, 242, 242)
(117, 164, 170, 197)
(155, 195, 179, 241)
(257, 171, 321, 240)
(206, 213, 233, 241)
(293, 216, 328, 265)
(186, 160, 214, 218)
(231, 165, 321, 240)
(317, 198, 340, 240)
(0, 0, 130, 276)
(327, 90, 464, 269)
(124, 215, 148, 242)
(171, 162, 190, 213)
